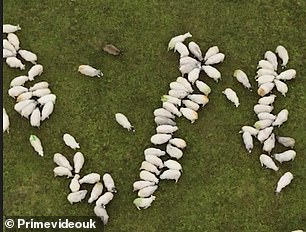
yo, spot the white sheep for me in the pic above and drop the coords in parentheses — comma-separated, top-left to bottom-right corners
(41, 101, 54, 121)
(154, 108, 175, 119)
(21, 101, 37, 118)
(150, 133, 172, 145)
(3, 24, 21, 33)
(166, 144, 183, 159)
(29, 81, 49, 91)
(204, 46, 219, 61)
(53, 153, 73, 170)
(88, 182, 104, 203)
(180, 107, 198, 123)
(187, 94, 209, 106)
(274, 79, 288, 96)
(253, 104, 273, 114)
(156, 125, 178, 134)
(233, 69, 252, 90)
(272, 109, 288, 127)
(133, 195, 156, 210)
(257, 127, 274, 143)
(164, 159, 182, 171)
(180, 56, 199, 67)
(67, 190, 87, 204)
(239, 126, 259, 136)
(63, 133, 80, 149)
(263, 133, 275, 154)
(188, 41, 203, 61)
(53, 166, 72, 178)
(3, 48, 15, 58)
(8, 85, 28, 98)
(103, 173, 117, 193)
(176, 77, 193, 93)
(79, 173, 100, 184)
(154, 116, 176, 126)
(96, 192, 114, 208)
(256, 75, 275, 86)
(78, 65, 102, 77)
(264, 51, 278, 70)
(254, 119, 273, 130)
(169, 81, 189, 92)
(275, 172, 293, 193)
(242, 131, 253, 153)
(162, 102, 182, 117)
(28, 64, 43, 81)
(6, 57, 25, 70)
(202, 65, 221, 82)
(3, 39, 16, 53)
(115, 113, 135, 132)
(3, 108, 10, 133)
(258, 95, 276, 105)
(182, 99, 199, 111)
(276, 69, 296, 81)
(179, 63, 200, 75)
(204, 53, 225, 65)
(187, 68, 201, 84)
(133, 180, 155, 192)
(30, 107, 41, 127)
(7, 33, 20, 50)
(195, 80, 211, 96)
(16, 92, 33, 102)
(140, 161, 160, 175)
(32, 88, 51, 97)
(37, 94, 56, 105)
(18, 49, 37, 64)
(276, 136, 295, 148)
(161, 95, 182, 106)
(74, 151, 85, 174)
(144, 148, 165, 157)
(257, 82, 275, 96)
(167, 32, 192, 50)
(139, 170, 159, 184)
(275, 45, 289, 67)
(257, 60, 274, 70)
(273, 150, 296, 163)
(168, 89, 189, 99)
(69, 174, 81, 192)
(94, 205, 109, 225)
(256, 68, 278, 78)
(160, 169, 181, 183)
(257, 112, 276, 121)
(14, 100, 34, 113)
(174, 42, 189, 57)
(144, 154, 164, 169)
(138, 185, 158, 198)
(259, 154, 279, 171)
(222, 88, 239, 107)
(169, 138, 186, 149)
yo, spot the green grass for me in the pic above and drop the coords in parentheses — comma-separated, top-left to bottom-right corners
(3, 0, 306, 231)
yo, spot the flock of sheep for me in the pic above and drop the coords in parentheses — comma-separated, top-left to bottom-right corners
(3, 24, 302, 231)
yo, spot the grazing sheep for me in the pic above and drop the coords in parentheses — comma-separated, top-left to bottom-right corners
(37, 93, 56, 105)
(180, 107, 198, 123)
(257, 112, 276, 121)
(14, 99, 34, 113)
(164, 159, 182, 171)
(179, 63, 201, 75)
(168, 89, 189, 99)
(133, 180, 155, 192)
(187, 68, 201, 84)
(242, 131, 253, 153)
(160, 169, 181, 183)
(150, 133, 172, 145)
(8, 85, 28, 98)
(16, 92, 32, 102)
(188, 41, 203, 61)
(69, 174, 81, 193)
(145, 154, 164, 169)
(258, 95, 276, 105)
(259, 154, 279, 171)
(273, 150, 296, 163)
(6, 57, 25, 70)
(276, 136, 295, 148)
(28, 64, 43, 81)
(254, 119, 273, 130)
(115, 113, 135, 132)
(202, 65, 221, 82)
(74, 151, 85, 174)
(263, 133, 275, 154)
(103, 44, 121, 55)
(30, 107, 41, 127)
(253, 104, 273, 114)
(94, 205, 109, 225)
(103, 173, 117, 193)
(169, 81, 189, 92)
(239, 126, 259, 136)
(161, 95, 182, 106)
(21, 101, 37, 118)
(176, 77, 194, 93)
(140, 161, 160, 175)
(144, 148, 166, 157)
(174, 42, 189, 57)
(154, 116, 176, 126)
(156, 125, 178, 134)
(67, 190, 87, 204)
(275, 45, 289, 67)
(274, 79, 288, 96)
(162, 102, 182, 117)
(187, 94, 209, 106)
(275, 172, 293, 193)
(166, 144, 183, 159)
(63, 133, 80, 149)
(138, 185, 158, 198)
(32, 88, 51, 97)
(41, 101, 54, 121)
(154, 108, 175, 119)
(264, 51, 278, 70)
(195, 80, 211, 96)
(3, 24, 21, 33)
(222, 88, 239, 107)
(18, 49, 37, 64)
(96, 192, 114, 208)
(3, 39, 17, 53)
(53, 153, 73, 170)
(180, 56, 199, 66)
(3, 108, 10, 133)
(182, 99, 200, 111)
(7, 33, 20, 50)
(169, 138, 187, 149)
(256, 68, 278, 78)
(257, 60, 274, 70)
(276, 69, 296, 81)
(257, 127, 274, 143)
(233, 69, 252, 90)
(88, 182, 104, 203)
(133, 195, 156, 210)
(29, 81, 49, 91)
(204, 46, 219, 61)
(139, 170, 159, 184)
(79, 173, 101, 184)
(78, 65, 102, 77)
(168, 32, 192, 51)
(53, 166, 73, 178)
(204, 53, 225, 65)
(257, 82, 275, 96)
(3, 48, 16, 58)
(272, 109, 288, 127)
(256, 75, 275, 86)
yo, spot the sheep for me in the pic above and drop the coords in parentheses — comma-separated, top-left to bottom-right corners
(53, 166, 73, 178)
(195, 80, 211, 96)
(133, 195, 156, 210)
(254, 119, 273, 130)
(133, 180, 155, 192)
(169, 81, 189, 92)
(7, 33, 20, 50)
(167, 32, 192, 50)
(96, 192, 114, 208)
(257, 112, 276, 121)
(259, 154, 279, 171)
(169, 138, 187, 149)
(273, 150, 296, 163)
(257, 60, 274, 70)
(204, 46, 219, 61)
(144, 154, 164, 169)
(242, 131, 253, 153)
(150, 133, 172, 145)
(41, 101, 54, 121)
(67, 190, 87, 204)
(182, 99, 200, 111)
(256, 75, 275, 86)
(103, 44, 121, 56)
(180, 107, 198, 123)
(6, 57, 25, 70)
(139, 170, 159, 184)
(28, 64, 43, 81)
(179, 63, 201, 75)
(258, 95, 276, 105)
(188, 41, 203, 61)
(256, 68, 278, 78)
(140, 161, 160, 175)
(3, 39, 17, 53)
(160, 169, 181, 183)
(156, 125, 178, 134)
(63, 133, 80, 149)
(8, 85, 28, 98)
(274, 79, 288, 96)
(88, 182, 104, 203)
(187, 68, 201, 84)
(204, 53, 225, 65)
(3, 24, 21, 33)
(14, 100, 34, 113)
(233, 69, 252, 90)
(162, 102, 182, 117)
(166, 144, 183, 159)
(37, 94, 56, 105)
(78, 65, 102, 77)
(138, 185, 158, 198)
(164, 159, 182, 171)
(222, 88, 240, 107)
(21, 101, 37, 118)
(174, 42, 189, 57)
(69, 174, 81, 193)
(161, 95, 182, 106)
(187, 94, 209, 106)
(53, 153, 73, 170)
(115, 113, 135, 132)
(257, 127, 274, 143)
(168, 89, 189, 99)
(79, 173, 101, 184)
(257, 82, 275, 96)
(30, 107, 41, 127)
(276, 136, 295, 148)
(276, 69, 296, 81)
(179, 56, 199, 67)
(176, 77, 193, 93)
(94, 205, 109, 225)
(18, 49, 37, 64)
(32, 88, 51, 97)
(3, 108, 10, 133)
(272, 109, 288, 127)
(275, 45, 289, 68)
(239, 126, 259, 136)
(264, 51, 278, 70)
(29, 81, 49, 91)
(144, 148, 166, 157)
(154, 116, 176, 126)
(103, 173, 117, 193)
(73, 152, 85, 174)
(275, 172, 293, 193)
(154, 108, 175, 119)
(253, 104, 273, 114)
(263, 133, 275, 154)
(16, 92, 33, 102)
(202, 65, 221, 82)
(3, 48, 16, 58)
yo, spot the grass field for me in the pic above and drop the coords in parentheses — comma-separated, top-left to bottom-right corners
(3, 0, 306, 231)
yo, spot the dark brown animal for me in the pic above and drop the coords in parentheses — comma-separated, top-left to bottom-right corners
(103, 44, 121, 56)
